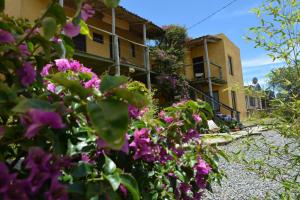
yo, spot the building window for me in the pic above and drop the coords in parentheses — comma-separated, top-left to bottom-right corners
(72, 34, 86, 52)
(249, 96, 256, 107)
(228, 55, 234, 75)
(93, 33, 104, 44)
(231, 91, 237, 110)
(193, 57, 205, 78)
(131, 43, 136, 57)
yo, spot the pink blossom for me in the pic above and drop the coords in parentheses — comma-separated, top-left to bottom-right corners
(193, 114, 202, 123)
(47, 83, 56, 93)
(41, 64, 52, 77)
(84, 74, 100, 89)
(63, 22, 80, 38)
(69, 60, 82, 72)
(81, 4, 95, 21)
(55, 59, 71, 72)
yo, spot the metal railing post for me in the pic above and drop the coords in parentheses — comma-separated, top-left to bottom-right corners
(112, 8, 120, 76)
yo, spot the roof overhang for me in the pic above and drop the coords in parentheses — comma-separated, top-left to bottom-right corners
(187, 35, 222, 48)
(65, 0, 164, 39)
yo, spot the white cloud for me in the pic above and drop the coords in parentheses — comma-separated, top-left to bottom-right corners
(242, 55, 283, 68)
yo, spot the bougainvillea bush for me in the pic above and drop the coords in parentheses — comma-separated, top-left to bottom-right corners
(0, 0, 226, 199)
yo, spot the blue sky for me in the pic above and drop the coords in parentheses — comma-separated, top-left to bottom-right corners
(120, 0, 283, 88)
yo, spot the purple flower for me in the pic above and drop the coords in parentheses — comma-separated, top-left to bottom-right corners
(195, 159, 211, 175)
(194, 159, 211, 189)
(63, 22, 80, 38)
(80, 66, 92, 73)
(81, 4, 95, 21)
(129, 129, 160, 162)
(193, 114, 202, 123)
(0, 29, 15, 43)
(2, 180, 29, 200)
(55, 59, 71, 72)
(41, 64, 52, 77)
(18, 43, 30, 56)
(171, 146, 184, 158)
(22, 109, 65, 138)
(0, 162, 16, 193)
(44, 180, 68, 200)
(128, 105, 140, 119)
(25, 147, 52, 170)
(183, 129, 200, 143)
(27, 170, 50, 193)
(17, 62, 36, 87)
(159, 147, 172, 164)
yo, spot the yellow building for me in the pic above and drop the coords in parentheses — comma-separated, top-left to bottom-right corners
(4, 0, 163, 88)
(4, 1, 247, 120)
(184, 34, 247, 120)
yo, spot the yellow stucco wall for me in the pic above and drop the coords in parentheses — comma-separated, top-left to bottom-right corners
(4, 0, 145, 67)
(185, 34, 247, 119)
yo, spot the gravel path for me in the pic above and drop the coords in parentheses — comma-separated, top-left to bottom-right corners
(203, 131, 288, 200)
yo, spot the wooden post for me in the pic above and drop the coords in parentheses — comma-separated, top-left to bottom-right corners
(112, 8, 120, 76)
(143, 23, 151, 90)
(204, 37, 214, 109)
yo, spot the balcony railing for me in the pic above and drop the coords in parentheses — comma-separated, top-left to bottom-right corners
(190, 60, 226, 84)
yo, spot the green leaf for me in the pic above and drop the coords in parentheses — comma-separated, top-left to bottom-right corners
(100, 75, 128, 93)
(45, 3, 66, 25)
(104, 173, 121, 191)
(103, 155, 117, 174)
(87, 100, 128, 149)
(79, 20, 91, 39)
(12, 99, 54, 113)
(42, 17, 57, 40)
(51, 72, 92, 99)
(0, 0, 4, 12)
(120, 174, 140, 200)
(114, 88, 148, 108)
(71, 163, 92, 178)
(103, 0, 120, 8)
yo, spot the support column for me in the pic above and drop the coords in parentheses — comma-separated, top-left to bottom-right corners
(59, 0, 64, 6)
(112, 8, 120, 76)
(204, 37, 214, 109)
(143, 23, 151, 90)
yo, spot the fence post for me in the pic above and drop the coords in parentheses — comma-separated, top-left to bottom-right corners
(143, 24, 151, 90)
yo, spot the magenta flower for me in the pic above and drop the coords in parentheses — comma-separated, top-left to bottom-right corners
(47, 83, 56, 93)
(119, 184, 128, 198)
(81, 4, 95, 21)
(27, 170, 50, 193)
(0, 162, 16, 193)
(129, 128, 161, 162)
(183, 129, 200, 143)
(18, 43, 30, 56)
(128, 104, 140, 119)
(69, 60, 82, 72)
(194, 159, 211, 189)
(2, 180, 29, 200)
(193, 114, 202, 123)
(63, 22, 80, 38)
(44, 180, 68, 200)
(17, 62, 36, 87)
(159, 111, 174, 123)
(84, 74, 100, 89)
(25, 147, 52, 170)
(21, 109, 65, 138)
(0, 29, 15, 43)
(55, 59, 71, 72)
(41, 64, 52, 77)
